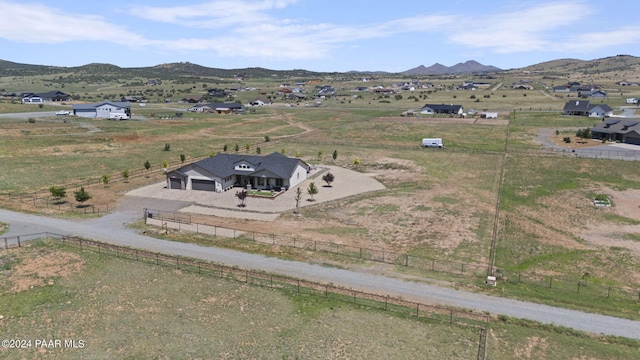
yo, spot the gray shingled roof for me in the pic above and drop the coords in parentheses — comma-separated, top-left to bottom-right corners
(72, 100, 131, 110)
(563, 100, 591, 112)
(422, 104, 462, 112)
(190, 152, 306, 179)
(591, 118, 640, 134)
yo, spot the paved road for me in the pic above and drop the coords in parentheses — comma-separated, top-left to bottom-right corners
(1, 205, 639, 340)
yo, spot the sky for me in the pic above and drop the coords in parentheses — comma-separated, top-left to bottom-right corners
(1, 0, 639, 73)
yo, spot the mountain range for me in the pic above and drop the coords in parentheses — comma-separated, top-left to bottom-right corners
(401, 60, 502, 75)
(0, 55, 639, 79)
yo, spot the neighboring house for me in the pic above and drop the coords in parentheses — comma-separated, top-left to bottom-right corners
(187, 102, 243, 113)
(38, 90, 71, 102)
(480, 112, 498, 119)
(589, 104, 613, 118)
(187, 105, 212, 112)
(591, 118, 640, 145)
(420, 104, 464, 115)
(166, 152, 310, 192)
(563, 100, 612, 117)
(578, 90, 607, 98)
(72, 101, 131, 118)
(513, 84, 534, 90)
(249, 98, 271, 106)
(553, 85, 570, 92)
(21, 95, 43, 104)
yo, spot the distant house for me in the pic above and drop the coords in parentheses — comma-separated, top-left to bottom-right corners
(72, 101, 131, 119)
(37, 90, 70, 102)
(588, 104, 613, 118)
(188, 102, 243, 113)
(563, 100, 612, 117)
(166, 152, 309, 192)
(553, 85, 570, 93)
(420, 104, 464, 115)
(591, 118, 640, 145)
(249, 98, 271, 106)
(578, 90, 607, 98)
(21, 95, 43, 104)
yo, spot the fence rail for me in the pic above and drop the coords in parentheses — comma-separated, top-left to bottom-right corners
(144, 208, 489, 278)
(57, 235, 489, 322)
(2, 232, 489, 358)
(144, 209, 640, 306)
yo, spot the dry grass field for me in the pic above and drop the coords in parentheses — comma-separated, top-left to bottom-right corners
(2, 61, 640, 357)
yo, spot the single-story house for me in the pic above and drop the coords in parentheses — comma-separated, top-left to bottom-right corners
(38, 90, 71, 102)
(166, 152, 309, 192)
(187, 102, 243, 113)
(480, 112, 498, 119)
(249, 98, 271, 106)
(563, 100, 612, 117)
(21, 95, 43, 104)
(591, 118, 640, 145)
(420, 104, 464, 115)
(72, 101, 131, 118)
(578, 90, 607, 98)
(588, 104, 613, 118)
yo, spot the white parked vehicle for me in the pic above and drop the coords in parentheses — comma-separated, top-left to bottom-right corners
(55, 110, 70, 116)
(422, 138, 444, 148)
(109, 113, 129, 120)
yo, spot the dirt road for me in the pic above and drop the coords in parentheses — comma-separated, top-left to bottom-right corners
(1, 207, 639, 340)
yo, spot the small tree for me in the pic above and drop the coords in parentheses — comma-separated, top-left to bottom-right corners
(294, 187, 302, 213)
(332, 149, 337, 162)
(162, 160, 169, 171)
(322, 172, 335, 187)
(280, 148, 286, 155)
(122, 169, 130, 182)
(180, 154, 186, 163)
(144, 160, 151, 171)
(245, 143, 250, 153)
(353, 157, 360, 168)
(264, 135, 271, 142)
(49, 186, 66, 202)
(295, 151, 301, 158)
(102, 173, 110, 187)
(223, 144, 228, 152)
(317, 151, 323, 162)
(256, 147, 261, 154)
(74, 186, 91, 205)
(235, 189, 248, 207)
(234, 144, 240, 152)
(307, 182, 318, 201)
(164, 143, 171, 151)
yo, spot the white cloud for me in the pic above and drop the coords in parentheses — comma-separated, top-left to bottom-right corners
(563, 26, 640, 52)
(446, 1, 594, 53)
(129, 0, 300, 29)
(0, 1, 148, 45)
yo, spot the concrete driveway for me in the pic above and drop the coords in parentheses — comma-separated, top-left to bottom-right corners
(125, 165, 386, 221)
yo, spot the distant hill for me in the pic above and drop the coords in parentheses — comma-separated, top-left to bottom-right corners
(402, 61, 501, 75)
(517, 55, 640, 76)
(1, 55, 639, 79)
